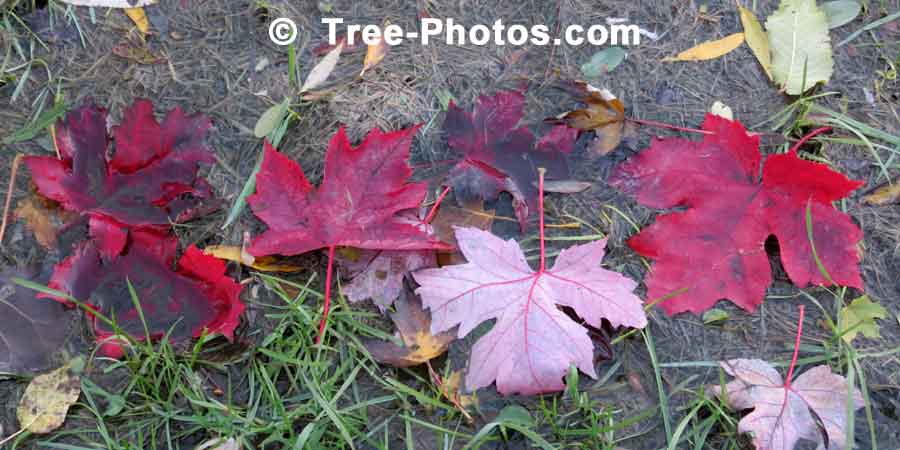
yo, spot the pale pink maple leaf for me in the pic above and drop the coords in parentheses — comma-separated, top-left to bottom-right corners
(718, 358, 864, 450)
(413, 227, 646, 395)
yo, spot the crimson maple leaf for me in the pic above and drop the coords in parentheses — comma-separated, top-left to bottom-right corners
(444, 90, 577, 231)
(247, 127, 450, 340)
(23, 100, 216, 256)
(609, 115, 863, 315)
(42, 230, 244, 357)
(413, 174, 645, 395)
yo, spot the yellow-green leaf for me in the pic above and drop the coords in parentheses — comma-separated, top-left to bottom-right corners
(739, 6, 773, 79)
(839, 295, 888, 343)
(253, 98, 290, 139)
(765, 0, 834, 95)
(662, 33, 745, 62)
(17, 358, 83, 434)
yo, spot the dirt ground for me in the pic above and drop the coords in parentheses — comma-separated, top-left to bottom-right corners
(1, 0, 899, 448)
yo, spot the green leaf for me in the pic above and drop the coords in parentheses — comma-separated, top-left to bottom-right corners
(702, 308, 730, 325)
(253, 98, 289, 138)
(765, 0, 834, 95)
(822, 0, 861, 29)
(581, 47, 626, 77)
(496, 404, 534, 427)
(839, 295, 888, 343)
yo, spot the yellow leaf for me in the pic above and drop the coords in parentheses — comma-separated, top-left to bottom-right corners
(204, 245, 302, 273)
(663, 33, 745, 62)
(442, 370, 477, 409)
(739, 6, 773, 79)
(360, 25, 389, 76)
(863, 183, 900, 205)
(124, 7, 149, 34)
(17, 358, 83, 434)
(404, 331, 452, 363)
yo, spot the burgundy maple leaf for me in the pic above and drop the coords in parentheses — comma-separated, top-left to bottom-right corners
(444, 90, 577, 231)
(43, 230, 244, 357)
(23, 100, 216, 256)
(247, 128, 450, 339)
(413, 173, 645, 395)
(609, 115, 863, 315)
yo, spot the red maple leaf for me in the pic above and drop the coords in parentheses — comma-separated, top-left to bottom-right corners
(42, 230, 244, 357)
(609, 115, 863, 315)
(246, 127, 450, 340)
(23, 100, 216, 256)
(413, 172, 646, 395)
(443, 90, 577, 230)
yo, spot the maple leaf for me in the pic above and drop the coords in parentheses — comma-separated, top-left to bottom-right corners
(363, 287, 455, 367)
(23, 99, 216, 254)
(42, 231, 244, 357)
(719, 359, 864, 450)
(246, 129, 450, 340)
(1, 267, 72, 374)
(443, 90, 577, 231)
(609, 115, 863, 315)
(414, 172, 645, 395)
(717, 307, 863, 450)
(340, 249, 436, 311)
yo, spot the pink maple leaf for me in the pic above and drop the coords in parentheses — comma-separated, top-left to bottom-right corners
(413, 173, 645, 395)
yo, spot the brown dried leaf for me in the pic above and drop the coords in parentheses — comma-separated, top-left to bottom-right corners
(363, 288, 455, 367)
(549, 81, 627, 156)
(14, 196, 73, 249)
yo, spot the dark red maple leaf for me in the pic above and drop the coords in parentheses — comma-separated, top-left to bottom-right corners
(609, 115, 864, 315)
(246, 127, 450, 340)
(23, 99, 216, 256)
(42, 230, 244, 357)
(443, 90, 577, 230)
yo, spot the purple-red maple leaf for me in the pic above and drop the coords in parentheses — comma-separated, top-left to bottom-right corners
(444, 90, 577, 230)
(23, 100, 216, 257)
(609, 115, 863, 315)
(247, 128, 449, 256)
(413, 174, 645, 395)
(340, 249, 436, 312)
(718, 359, 863, 450)
(42, 230, 244, 357)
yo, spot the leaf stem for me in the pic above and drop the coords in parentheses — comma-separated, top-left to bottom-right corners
(316, 244, 337, 344)
(784, 305, 805, 388)
(627, 118, 713, 135)
(538, 168, 546, 272)
(423, 186, 451, 225)
(788, 126, 832, 154)
(0, 153, 23, 247)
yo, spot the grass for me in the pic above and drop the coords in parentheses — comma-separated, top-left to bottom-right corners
(6, 270, 667, 449)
